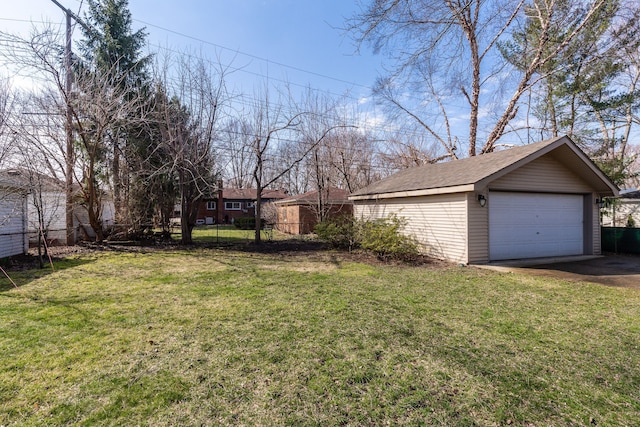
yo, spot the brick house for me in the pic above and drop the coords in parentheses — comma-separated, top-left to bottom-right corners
(195, 187, 288, 225)
(274, 187, 353, 235)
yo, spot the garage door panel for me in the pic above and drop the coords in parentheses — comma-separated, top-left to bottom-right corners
(489, 192, 583, 260)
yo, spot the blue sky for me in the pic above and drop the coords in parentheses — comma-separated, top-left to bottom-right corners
(3, 0, 384, 108)
(6, 2, 640, 153)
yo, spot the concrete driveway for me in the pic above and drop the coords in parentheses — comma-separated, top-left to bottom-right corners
(481, 254, 640, 289)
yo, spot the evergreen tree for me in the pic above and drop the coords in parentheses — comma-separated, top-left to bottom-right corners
(127, 84, 178, 237)
(79, 0, 152, 231)
(79, 0, 150, 88)
(500, 0, 640, 186)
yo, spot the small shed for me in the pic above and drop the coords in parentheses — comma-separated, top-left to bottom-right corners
(0, 172, 29, 258)
(349, 136, 618, 264)
(275, 187, 353, 235)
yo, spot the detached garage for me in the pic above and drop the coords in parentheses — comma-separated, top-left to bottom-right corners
(349, 136, 618, 264)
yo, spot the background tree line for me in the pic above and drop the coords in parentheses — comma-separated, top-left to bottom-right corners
(1, 0, 639, 246)
(348, 0, 640, 179)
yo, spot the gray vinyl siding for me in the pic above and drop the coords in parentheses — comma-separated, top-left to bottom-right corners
(591, 199, 602, 255)
(27, 191, 67, 243)
(353, 193, 468, 263)
(0, 191, 28, 258)
(467, 192, 489, 264)
(490, 154, 593, 193)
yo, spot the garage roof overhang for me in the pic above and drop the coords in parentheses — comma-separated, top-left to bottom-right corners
(476, 138, 619, 196)
(349, 184, 475, 201)
(349, 136, 619, 202)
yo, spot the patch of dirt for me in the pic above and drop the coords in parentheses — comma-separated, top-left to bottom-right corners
(3, 245, 97, 271)
(233, 239, 449, 268)
(3, 239, 450, 272)
(229, 238, 330, 254)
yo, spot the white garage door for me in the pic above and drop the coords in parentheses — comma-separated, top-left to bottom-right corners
(489, 192, 584, 261)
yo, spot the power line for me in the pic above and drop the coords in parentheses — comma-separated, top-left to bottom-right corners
(2, 1, 464, 149)
(61, 0, 373, 93)
(3, 2, 465, 145)
(0, 17, 64, 26)
(135, 18, 372, 92)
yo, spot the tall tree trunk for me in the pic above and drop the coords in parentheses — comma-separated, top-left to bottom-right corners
(179, 173, 193, 245)
(547, 81, 558, 137)
(113, 139, 121, 224)
(254, 189, 262, 244)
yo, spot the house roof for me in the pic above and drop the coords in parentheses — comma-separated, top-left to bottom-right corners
(350, 135, 619, 200)
(618, 190, 640, 199)
(0, 168, 64, 191)
(223, 188, 288, 201)
(275, 187, 352, 206)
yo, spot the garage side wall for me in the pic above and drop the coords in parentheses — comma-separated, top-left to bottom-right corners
(467, 192, 489, 264)
(275, 205, 301, 234)
(27, 190, 67, 244)
(353, 193, 468, 263)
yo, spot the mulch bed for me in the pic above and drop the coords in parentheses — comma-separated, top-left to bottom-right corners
(3, 239, 448, 272)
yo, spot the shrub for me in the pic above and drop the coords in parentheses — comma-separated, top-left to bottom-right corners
(359, 214, 419, 261)
(314, 215, 359, 250)
(626, 214, 636, 228)
(315, 214, 419, 261)
(234, 217, 264, 230)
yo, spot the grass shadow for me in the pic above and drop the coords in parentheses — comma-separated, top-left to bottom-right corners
(0, 255, 95, 293)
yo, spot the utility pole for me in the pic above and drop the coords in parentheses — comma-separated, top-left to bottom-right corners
(49, 0, 91, 246)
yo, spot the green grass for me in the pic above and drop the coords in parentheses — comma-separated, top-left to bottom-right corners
(1, 249, 639, 426)
(177, 225, 294, 244)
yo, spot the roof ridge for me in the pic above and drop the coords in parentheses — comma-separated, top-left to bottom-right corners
(349, 136, 611, 198)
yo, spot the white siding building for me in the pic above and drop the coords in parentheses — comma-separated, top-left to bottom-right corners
(350, 136, 618, 264)
(0, 177, 29, 258)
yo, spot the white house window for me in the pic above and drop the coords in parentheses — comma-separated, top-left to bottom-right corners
(225, 201, 241, 210)
(206, 201, 216, 210)
(246, 201, 255, 208)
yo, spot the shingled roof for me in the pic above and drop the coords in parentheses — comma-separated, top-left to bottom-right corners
(350, 136, 618, 200)
(0, 168, 64, 191)
(222, 188, 288, 200)
(275, 187, 351, 206)
(618, 190, 640, 199)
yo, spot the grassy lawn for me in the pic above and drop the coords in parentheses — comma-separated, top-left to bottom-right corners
(1, 247, 639, 426)
(177, 225, 294, 244)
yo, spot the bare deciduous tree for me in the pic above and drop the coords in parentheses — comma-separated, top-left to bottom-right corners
(247, 86, 347, 244)
(348, 0, 621, 156)
(220, 118, 256, 189)
(72, 65, 144, 241)
(0, 79, 16, 168)
(376, 129, 451, 172)
(0, 25, 148, 242)
(153, 52, 229, 244)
